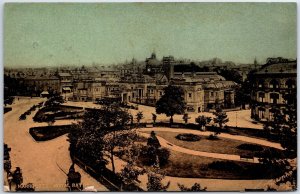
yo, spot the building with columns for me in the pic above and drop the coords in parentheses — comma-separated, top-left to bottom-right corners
(250, 58, 296, 121)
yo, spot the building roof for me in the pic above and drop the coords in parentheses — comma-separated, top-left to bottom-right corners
(256, 61, 296, 74)
(59, 72, 72, 77)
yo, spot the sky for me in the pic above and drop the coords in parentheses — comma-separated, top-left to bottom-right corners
(4, 3, 297, 67)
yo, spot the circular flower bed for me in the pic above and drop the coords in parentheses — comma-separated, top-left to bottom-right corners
(175, 133, 201, 142)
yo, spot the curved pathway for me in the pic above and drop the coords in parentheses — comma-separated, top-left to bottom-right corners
(138, 127, 283, 164)
(4, 97, 108, 191)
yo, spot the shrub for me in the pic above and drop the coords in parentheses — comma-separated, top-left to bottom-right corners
(207, 134, 219, 140)
(29, 125, 71, 141)
(19, 114, 26, 120)
(208, 161, 243, 171)
(237, 143, 263, 152)
(4, 107, 12, 114)
(175, 134, 200, 142)
(139, 146, 170, 167)
(157, 148, 170, 167)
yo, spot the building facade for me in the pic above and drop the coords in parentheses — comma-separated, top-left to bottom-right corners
(250, 59, 296, 121)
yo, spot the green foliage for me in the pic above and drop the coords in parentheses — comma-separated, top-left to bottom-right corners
(147, 166, 170, 191)
(182, 113, 190, 124)
(156, 85, 186, 124)
(118, 159, 145, 187)
(136, 111, 144, 124)
(147, 131, 161, 149)
(195, 115, 212, 130)
(44, 95, 64, 107)
(68, 103, 132, 172)
(213, 108, 229, 135)
(178, 183, 207, 191)
(260, 89, 297, 190)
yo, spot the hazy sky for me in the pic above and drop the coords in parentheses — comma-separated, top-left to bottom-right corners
(4, 3, 296, 67)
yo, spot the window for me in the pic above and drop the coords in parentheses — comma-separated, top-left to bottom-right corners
(258, 80, 264, 88)
(258, 92, 265, 102)
(159, 91, 162, 96)
(286, 79, 295, 89)
(269, 79, 279, 89)
(269, 111, 274, 121)
(210, 92, 214, 97)
(270, 93, 279, 104)
(258, 109, 265, 119)
(188, 93, 192, 98)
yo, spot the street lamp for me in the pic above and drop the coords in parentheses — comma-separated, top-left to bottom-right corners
(236, 111, 237, 128)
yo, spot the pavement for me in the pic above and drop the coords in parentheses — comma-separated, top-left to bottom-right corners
(4, 97, 108, 191)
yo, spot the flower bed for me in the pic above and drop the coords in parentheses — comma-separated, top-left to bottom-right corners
(29, 125, 72, 141)
(175, 133, 201, 142)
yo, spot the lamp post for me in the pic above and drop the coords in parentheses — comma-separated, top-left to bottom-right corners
(236, 111, 237, 128)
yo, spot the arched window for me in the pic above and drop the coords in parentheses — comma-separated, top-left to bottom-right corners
(258, 80, 264, 88)
(258, 92, 265, 102)
(269, 79, 279, 89)
(285, 79, 295, 89)
(258, 107, 265, 119)
(270, 93, 279, 104)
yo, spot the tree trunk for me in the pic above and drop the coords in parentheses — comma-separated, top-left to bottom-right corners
(170, 116, 173, 125)
(111, 149, 115, 173)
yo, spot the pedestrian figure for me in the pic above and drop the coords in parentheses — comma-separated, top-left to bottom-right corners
(13, 167, 23, 189)
(7, 171, 13, 191)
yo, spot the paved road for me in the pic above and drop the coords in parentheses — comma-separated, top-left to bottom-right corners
(4, 97, 108, 191)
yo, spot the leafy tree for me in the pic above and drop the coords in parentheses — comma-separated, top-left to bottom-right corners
(147, 166, 170, 191)
(195, 115, 212, 131)
(68, 103, 132, 173)
(236, 69, 257, 108)
(182, 113, 190, 124)
(119, 162, 145, 190)
(156, 85, 186, 124)
(152, 113, 157, 124)
(260, 89, 297, 190)
(117, 131, 145, 190)
(178, 183, 207, 191)
(136, 111, 144, 124)
(213, 108, 229, 129)
(100, 104, 132, 173)
(67, 113, 108, 171)
(44, 94, 64, 107)
(147, 131, 161, 149)
(217, 69, 242, 84)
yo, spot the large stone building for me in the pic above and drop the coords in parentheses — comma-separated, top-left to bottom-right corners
(250, 58, 296, 121)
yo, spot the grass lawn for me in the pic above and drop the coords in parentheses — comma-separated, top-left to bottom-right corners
(146, 131, 279, 157)
(158, 150, 281, 179)
(118, 135, 282, 180)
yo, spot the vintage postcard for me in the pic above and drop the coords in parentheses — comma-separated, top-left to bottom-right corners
(3, 2, 296, 192)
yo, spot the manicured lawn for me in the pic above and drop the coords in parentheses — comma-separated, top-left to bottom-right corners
(158, 150, 281, 179)
(147, 131, 278, 157)
(118, 135, 282, 180)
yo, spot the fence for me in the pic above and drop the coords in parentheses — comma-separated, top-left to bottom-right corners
(72, 156, 144, 191)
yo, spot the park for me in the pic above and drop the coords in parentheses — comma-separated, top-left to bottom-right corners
(3, 85, 295, 191)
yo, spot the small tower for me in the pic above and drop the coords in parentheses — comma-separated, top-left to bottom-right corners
(254, 57, 258, 69)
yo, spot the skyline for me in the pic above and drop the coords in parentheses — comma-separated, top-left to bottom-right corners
(4, 3, 297, 67)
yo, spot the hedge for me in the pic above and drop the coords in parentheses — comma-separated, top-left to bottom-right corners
(29, 125, 72, 141)
(4, 107, 12, 114)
